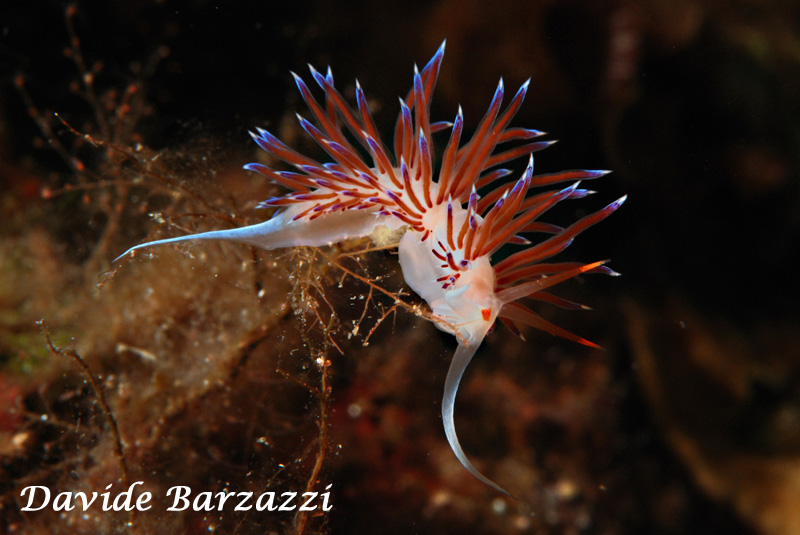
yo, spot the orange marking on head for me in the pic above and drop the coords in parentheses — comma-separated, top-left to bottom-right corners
(481, 308, 492, 321)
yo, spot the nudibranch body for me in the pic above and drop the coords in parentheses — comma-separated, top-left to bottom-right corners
(117, 41, 624, 494)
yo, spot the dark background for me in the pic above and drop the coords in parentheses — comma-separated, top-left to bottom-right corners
(2, 1, 799, 534)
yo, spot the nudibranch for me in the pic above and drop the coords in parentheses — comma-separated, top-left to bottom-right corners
(117, 41, 624, 494)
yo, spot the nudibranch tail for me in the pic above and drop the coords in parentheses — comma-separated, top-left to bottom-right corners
(114, 39, 624, 494)
(443, 341, 510, 495)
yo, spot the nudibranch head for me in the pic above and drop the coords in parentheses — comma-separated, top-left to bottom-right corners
(116, 39, 624, 495)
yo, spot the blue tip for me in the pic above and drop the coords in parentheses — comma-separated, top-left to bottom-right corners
(308, 64, 326, 89)
(243, 162, 267, 174)
(365, 136, 381, 153)
(453, 107, 463, 127)
(514, 79, 531, 101)
(400, 99, 412, 124)
(290, 71, 306, 90)
(422, 40, 446, 74)
(414, 67, 424, 97)
(524, 154, 534, 176)
(608, 195, 627, 210)
(495, 78, 505, 99)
